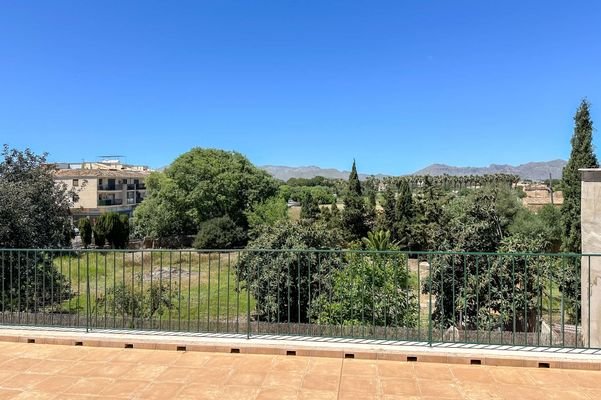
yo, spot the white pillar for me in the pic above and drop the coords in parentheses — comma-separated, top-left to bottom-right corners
(580, 168, 601, 348)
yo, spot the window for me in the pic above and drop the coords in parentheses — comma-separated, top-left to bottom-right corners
(73, 179, 79, 187)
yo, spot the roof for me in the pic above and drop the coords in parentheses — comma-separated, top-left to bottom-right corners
(53, 168, 151, 179)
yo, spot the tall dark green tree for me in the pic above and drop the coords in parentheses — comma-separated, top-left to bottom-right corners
(300, 192, 320, 221)
(341, 160, 369, 241)
(393, 180, 414, 249)
(560, 99, 598, 319)
(561, 99, 599, 253)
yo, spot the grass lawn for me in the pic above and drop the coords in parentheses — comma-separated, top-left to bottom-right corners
(53, 251, 255, 331)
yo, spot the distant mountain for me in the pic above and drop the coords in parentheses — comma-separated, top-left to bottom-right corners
(413, 160, 567, 181)
(261, 159, 566, 182)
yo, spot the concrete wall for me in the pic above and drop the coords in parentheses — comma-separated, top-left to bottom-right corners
(56, 177, 98, 208)
(581, 169, 601, 347)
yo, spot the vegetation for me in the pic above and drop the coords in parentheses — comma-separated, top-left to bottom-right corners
(236, 222, 343, 323)
(560, 99, 599, 317)
(94, 212, 130, 249)
(78, 218, 93, 248)
(341, 161, 369, 242)
(0, 146, 73, 311)
(133, 148, 278, 240)
(193, 215, 246, 249)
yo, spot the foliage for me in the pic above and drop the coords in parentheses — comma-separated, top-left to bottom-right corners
(361, 230, 398, 251)
(0, 146, 73, 311)
(193, 215, 246, 249)
(94, 212, 129, 249)
(78, 218, 93, 248)
(133, 148, 278, 238)
(300, 192, 320, 221)
(380, 181, 414, 249)
(236, 222, 343, 323)
(312, 251, 418, 328)
(561, 99, 599, 254)
(0, 145, 73, 248)
(96, 278, 179, 322)
(341, 161, 369, 242)
(560, 99, 599, 317)
(508, 205, 562, 251)
(245, 196, 288, 235)
(279, 185, 336, 204)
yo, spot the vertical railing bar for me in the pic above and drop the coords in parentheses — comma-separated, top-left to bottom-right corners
(159, 252, 163, 331)
(561, 257, 565, 347)
(217, 253, 221, 333)
(95, 252, 98, 329)
(236, 252, 240, 334)
(197, 252, 202, 332)
(178, 251, 182, 332)
(103, 253, 107, 329)
(588, 255, 591, 348)
(207, 252, 211, 332)
(475, 255, 479, 345)
(452, 254, 456, 343)
(428, 254, 432, 346)
(188, 251, 192, 332)
(226, 252, 230, 333)
(246, 251, 251, 340)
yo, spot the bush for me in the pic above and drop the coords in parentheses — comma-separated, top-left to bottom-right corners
(193, 216, 246, 249)
(94, 212, 129, 248)
(312, 252, 418, 328)
(236, 222, 343, 323)
(78, 218, 93, 248)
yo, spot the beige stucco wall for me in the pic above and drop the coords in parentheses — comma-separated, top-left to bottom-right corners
(581, 169, 601, 347)
(56, 177, 98, 209)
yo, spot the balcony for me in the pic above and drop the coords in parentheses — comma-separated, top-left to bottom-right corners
(126, 183, 146, 190)
(98, 184, 123, 191)
(97, 199, 123, 206)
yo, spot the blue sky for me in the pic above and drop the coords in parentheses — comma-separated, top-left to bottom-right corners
(1, 1, 600, 175)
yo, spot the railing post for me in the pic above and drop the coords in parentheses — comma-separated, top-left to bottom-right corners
(86, 251, 90, 333)
(428, 254, 433, 347)
(247, 259, 251, 340)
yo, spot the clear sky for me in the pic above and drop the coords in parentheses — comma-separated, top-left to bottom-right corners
(1, 1, 600, 175)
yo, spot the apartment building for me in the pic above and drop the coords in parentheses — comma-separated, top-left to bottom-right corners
(54, 161, 150, 220)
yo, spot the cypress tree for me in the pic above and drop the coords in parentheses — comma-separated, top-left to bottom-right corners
(561, 99, 599, 253)
(300, 192, 320, 221)
(393, 180, 414, 249)
(382, 184, 396, 232)
(341, 160, 369, 241)
(560, 99, 598, 319)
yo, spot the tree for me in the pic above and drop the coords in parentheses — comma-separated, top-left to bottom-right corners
(236, 222, 343, 323)
(0, 146, 73, 311)
(341, 160, 369, 242)
(78, 218, 93, 248)
(300, 192, 320, 221)
(560, 99, 598, 318)
(313, 230, 418, 329)
(94, 212, 129, 249)
(245, 196, 288, 236)
(133, 148, 278, 239)
(561, 99, 599, 253)
(193, 215, 246, 249)
(392, 180, 414, 249)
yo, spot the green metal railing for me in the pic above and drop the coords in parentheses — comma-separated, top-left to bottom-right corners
(0, 248, 595, 349)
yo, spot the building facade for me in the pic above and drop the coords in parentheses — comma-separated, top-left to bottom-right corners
(54, 162, 150, 221)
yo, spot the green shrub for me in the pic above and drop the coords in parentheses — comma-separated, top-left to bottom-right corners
(78, 218, 93, 248)
(193, 216, 246, 249)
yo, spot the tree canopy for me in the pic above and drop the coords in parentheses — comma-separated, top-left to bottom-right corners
(133, 148, 278, 239)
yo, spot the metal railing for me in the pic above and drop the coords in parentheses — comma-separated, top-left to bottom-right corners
(0, 249, 595, 349)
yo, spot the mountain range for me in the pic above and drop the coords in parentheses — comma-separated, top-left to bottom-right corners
(260, 160, 567, 182)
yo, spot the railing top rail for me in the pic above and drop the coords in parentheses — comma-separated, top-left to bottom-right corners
(0, 248, 599, 257)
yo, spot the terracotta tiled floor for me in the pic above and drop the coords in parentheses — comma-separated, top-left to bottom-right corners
(0, 342, 599, 399)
